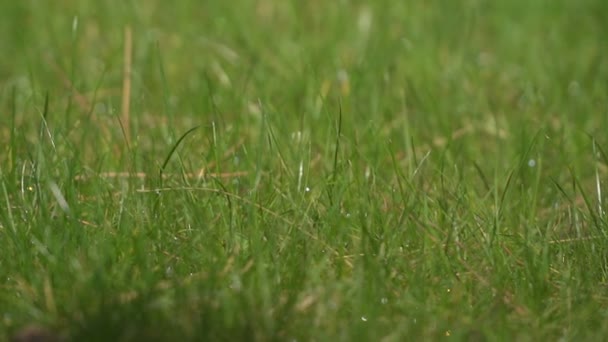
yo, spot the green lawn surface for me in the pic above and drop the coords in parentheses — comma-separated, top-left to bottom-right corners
(1, 1, 608, 340)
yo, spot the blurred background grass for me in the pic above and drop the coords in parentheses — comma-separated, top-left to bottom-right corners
(1, 0, 608, 340)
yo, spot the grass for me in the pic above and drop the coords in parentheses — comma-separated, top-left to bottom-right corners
(1, 0, 608, 340)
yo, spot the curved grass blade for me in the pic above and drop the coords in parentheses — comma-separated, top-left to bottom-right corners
(159, 125, 200, 185)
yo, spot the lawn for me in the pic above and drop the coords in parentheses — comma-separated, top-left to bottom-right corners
(1, 0, 608, 340)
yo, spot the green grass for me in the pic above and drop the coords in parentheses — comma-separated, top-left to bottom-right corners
(1, 0, 608, 340)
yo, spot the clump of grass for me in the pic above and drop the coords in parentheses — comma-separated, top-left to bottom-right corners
(1, 0, 608, 340)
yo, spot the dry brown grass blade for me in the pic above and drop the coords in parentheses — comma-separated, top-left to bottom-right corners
(120, 26, 133, 147)
(549, 235, 604, 244)
(74, 170, 249, 181)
